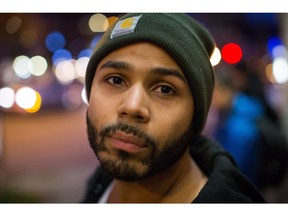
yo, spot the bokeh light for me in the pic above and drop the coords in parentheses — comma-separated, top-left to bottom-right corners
(272, 45, 287, 59)
(30, 55, 48, 76)
(25, 91, 42, 113)
(107, 16, 119, 28)
(54, 60, 76, 84)
(0, 59, 15, 84)
(13, 55, 32, 79)
(52, 49, 72, 66)
(88, 13, 108, 32)
(20, 29, 38, 48)
(78, 48, 93, 59)
(265, 63, 276, 84)
(12, 55, 48, 79)
(81, 87, 88, 105)
(45, 31, 66, 52)
(15, 87, 37, 109)
(221, 43, 243, 64)
(267, 36, 283, 55)
(210, 47, 221, 66)
(75, 57, 89, 79)
(5, 16, 22, 34)
(272, 57, 288, 84)
(0, 87, 15, 109)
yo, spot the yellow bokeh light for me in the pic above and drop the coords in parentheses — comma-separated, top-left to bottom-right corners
(107, 16, 119, 28)
(25, 91, 42, 113)
(265, 63, 276, 84)
(88, 14, 108, 32)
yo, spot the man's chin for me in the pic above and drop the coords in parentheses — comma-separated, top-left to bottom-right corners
(97, 151, 150, 181)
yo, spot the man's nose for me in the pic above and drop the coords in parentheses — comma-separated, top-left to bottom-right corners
(117, 85, 150, 123)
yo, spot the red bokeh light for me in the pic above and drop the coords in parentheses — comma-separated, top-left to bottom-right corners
(221, 43, 243, 64)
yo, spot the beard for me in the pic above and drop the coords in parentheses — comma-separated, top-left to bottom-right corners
(86, 113, 194, 182)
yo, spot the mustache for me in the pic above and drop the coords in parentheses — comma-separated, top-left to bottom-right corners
(99, 122, 156, 146)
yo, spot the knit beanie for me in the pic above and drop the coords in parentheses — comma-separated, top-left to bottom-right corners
(85, 13, 215, 134)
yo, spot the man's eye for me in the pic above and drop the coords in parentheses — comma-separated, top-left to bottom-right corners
(154, 85, 175, 95)
(106, 76, 125, 86)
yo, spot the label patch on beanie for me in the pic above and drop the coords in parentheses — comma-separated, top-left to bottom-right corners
(110, 15, 142, 39)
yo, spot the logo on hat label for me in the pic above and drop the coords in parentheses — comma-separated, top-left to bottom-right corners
(111, 15, 142, 39)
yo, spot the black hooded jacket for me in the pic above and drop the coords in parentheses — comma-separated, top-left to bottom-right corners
(82, 135, 266, 203)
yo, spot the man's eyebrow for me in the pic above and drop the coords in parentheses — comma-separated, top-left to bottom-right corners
(99, 60, 132, 71)
(151, 67, 187, 83)
(99, 61, 187, 83)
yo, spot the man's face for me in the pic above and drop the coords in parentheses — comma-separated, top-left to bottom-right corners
(86, 42, 194, 181)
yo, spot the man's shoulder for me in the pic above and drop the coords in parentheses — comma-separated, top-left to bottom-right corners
(190, 135, 266, 203)
(194, 154, 265, 203)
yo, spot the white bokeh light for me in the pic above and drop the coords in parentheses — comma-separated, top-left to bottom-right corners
(13, 55, 32, 79)
(210, 47, 222, 66)
(0, 87, 15, 108)
(81, 87, 88, 105)
(272, 57, 288, 84)
(55, 60, 77, 84)
(75, 57, 89, 78)
(15, 87, 37, 109)
(30, 55, 48, 76)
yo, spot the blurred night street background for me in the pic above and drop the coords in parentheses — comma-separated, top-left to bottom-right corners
(1, 13, 288, 202)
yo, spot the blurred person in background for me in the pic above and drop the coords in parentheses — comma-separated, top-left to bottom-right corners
(82, 13, 265, 203)
(207, 62, 288, 190)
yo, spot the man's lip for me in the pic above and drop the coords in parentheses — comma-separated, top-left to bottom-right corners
(107, 131, 148, 153)
(109, 131, 147, 147)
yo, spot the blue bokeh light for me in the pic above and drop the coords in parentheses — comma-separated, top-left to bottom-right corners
(78, 48, 93, 59)
(267, 36, 283, 55)
(52, 49, 72, 66)
(45, 31, 66, 52)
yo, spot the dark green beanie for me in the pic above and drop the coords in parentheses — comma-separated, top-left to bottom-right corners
(85, 13, 215, 134)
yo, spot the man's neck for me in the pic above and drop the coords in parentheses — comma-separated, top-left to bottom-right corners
(107, 150, 208, 203)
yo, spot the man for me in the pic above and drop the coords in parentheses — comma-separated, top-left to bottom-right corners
(83, 13, 266, 203)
